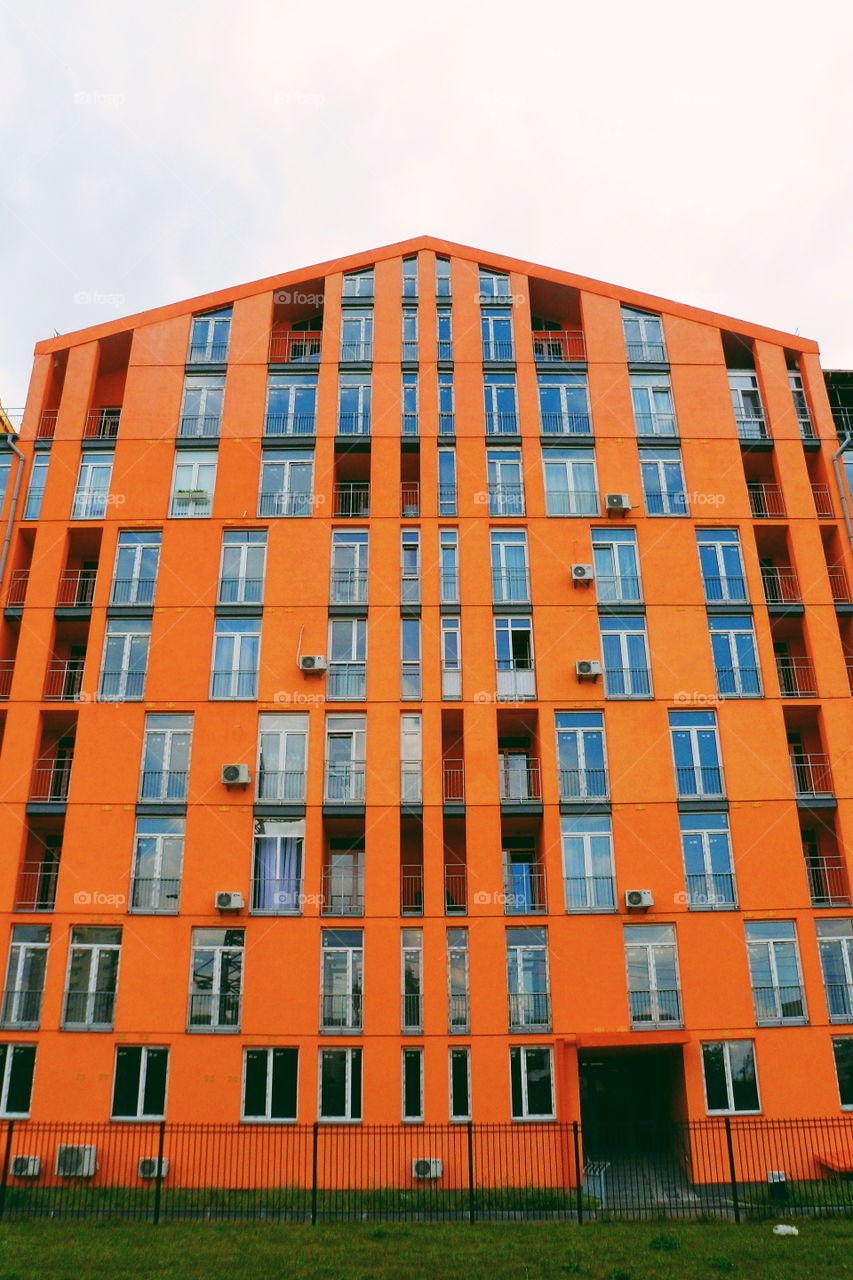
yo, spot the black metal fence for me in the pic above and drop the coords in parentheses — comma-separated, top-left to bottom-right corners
(0, 1117, 851, 1223)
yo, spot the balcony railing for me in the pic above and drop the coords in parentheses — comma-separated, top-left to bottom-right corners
(210, 670, 258, 700)
(674, 765, 724, 798)
(701, 575, 747, 604)
(179, 414, 221, 438)
(828, 566, 853, 605)
(533, 331, 586, 363)
(776, 657, 817, 698)
(326, 664, 366, 701)
(438, 484, 457, 513)
(250, 874, 303, 914)
(110, 576, 156, 607)
(498, 759, 541, 803)
(508, 992, 551, 1032)
(329, 568, 368, 605)
(715, 667, 761, 698)
(488, 485, 525, 516)
(736, 414, 769, 441)
(218, 577, 264, 606)
(100, 669, 147, 700)
(401, 483, 419, 516)
(603, 666, 652, 699)
(790, 753, 834, 798)
(401, 865, 424, 915)
(30, 758, 73, 803)
(400, 764, 422, 803)
(257, 491, 313, 517)
(268, 331, 322, 363)
(539, 411, 592, 436)
(826, 982, 853, 1022)
(337, 413, 371, 436)
(339, 341, 373, 363)
(685, 872, 737, 909)
(14, 859, 60, 912)
(625, 340, 667, 363)
(57, 569, 97, 607)
(747, 483, 786, 518)
(564, 876, 616, 912)
(492, 568, 530, 603)
(545, 489, 599, 516)
(139, 769, 188, 802)
(811, 484, 834, 517)
(187, 992, 241, 1030)
(595, 574, 642, 604)
(6, 570, 29, 607)
(442, 760, 465, 803)
(263, 412, 315, 437)
(804, 853, 849, 908)
(62, 990, 117, 1030)
(43, 660, 85, 701)
(761, 566, 802, 607)
(320, 993, 362, 1032)
(485, 412, 518, 435)
(401, 992, 422, 1033)
(634, 412, 677, 438)
(320, 869, 364, 916)
(438, 412, 455, 436)
(84, 409, 120, 439)
(752, 985, 806, 1024)
(558, 767, 609, 800)
(36, 411, 57, 440)
(502, 864, 547, 914)
(495, 665, 536, 702)
(256, 770, 307, 803)
(629, 989, 682, 1027)
(129, 877, 182, 914)
(645, 490, 688, 516)
(0, 660, 14, 698)
(333, 484, 370, 517)
(444, 866, 467, 915)
(401, 413, 418, 437)
(448, 993, 470, 1034)
(798, 413, 816, 441)
(72, 489, 110, 520)
(188, 341, 229, 364)
(0, 987, 44, 1029)
(324, 763, 366, 804)
(482, 340, 515, 362)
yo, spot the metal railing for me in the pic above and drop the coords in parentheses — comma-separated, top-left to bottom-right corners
(685, 872, 737, 909)
(558, 767, 609, 800)
(645, 490, 688, 516)
(6, 571, 29, 607)
(603, 666, 652, 699)
(256, 770, 307, 803)
(326, 665, 366, 700)
(339, 341, 372, 363)
(401, 483, 419, 516)
(401, 993, 422, 1033)
(257, 492, 313, 517)
(57, 569, 96, 607)
(333, 484, 370, 517)
(84, 409, 121, 439)
(628, 989, 682, 1027)
(595, 575, 642, 604)
(488, 485, 525, 515)
(498, 760, 541, 803)
(218, 577, 264, 605)
(319, 870, 364, 917)
(491, 568, 530, 603)
(438, 484, 457, 513)
(400, 765, 422, 803)
(14, 860, 60, 912)
(760, 566, 801, 606)
(323, 764, 365, 804)
(43, 661, 85, 701)
(805, 854, 849, 908)
(0, 660, 14, 698)
(735, 414, 769, 441)
(485, 412, 519, 435)
(129, 878, 182, 914)
(329, 568, 368, 605)
(171, 491, 212, 517)
(448, 993, 469, 1033)
(811, 483, 833, 516)
(62, 991, 117, 1029)
(826, 981, 853, 1021)
(337, 414, 371, 437)
(188, 341, 229, 363)
(634, 412, 677, 437)
(187, 992, 241, 1030)
(35, 410, 57, 439)
(100, 670, 147, 701)
(442, 760, 465, 803)
(438, 412, 455, 435)
(702, 575, 747, 604)
(210, 671, 258, 700)
(250, 875, 303, 914)
(798, 413, 816, 440)
(0, 987, 44, 1028)
(268, 331, 322, 363)
(178, 414, 221, 438)
(533, 330, 586, 362)
(775, 657, 817, 697)
(444, 866, 467, 915)
(828, 566, 852, 605)
(71, 489, 111, 520)
(138, 770, 188, 802)
(319, 993, 362, 1031)
(502, 865, 547, 914)
(747, 483, 785, 518)
(625, 340, 667, 363)
(29, 759, 73, 803)
(263, 413, 315, 437)
(674, 765, 724, 798)
(482, 340, 515, 362)
(401, 413, 418, 437)
(544, 489, 599, 516)
(752, 984, 806, 1023)
(508, 992, 551, 1031)
(111, 577, 156, 606)
(539, 411, 592, 436)
(564, 876, 616, 912)
(400, 866, 424, 915)
(715, 666, 762, 698)
(790, 752, 834, 798)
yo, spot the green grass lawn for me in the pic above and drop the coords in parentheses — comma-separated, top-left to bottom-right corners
(0, 1220, 851, 1280)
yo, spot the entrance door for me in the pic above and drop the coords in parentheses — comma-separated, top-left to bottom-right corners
(578, 1048, 685, 1154)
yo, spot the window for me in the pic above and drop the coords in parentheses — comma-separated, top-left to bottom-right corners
(188, 928, 244, 1031)
(319, 1048, 362, 1121)
(556, 711, 608, 799)
(340, 308, 372, 363)
(449, 1048, 471, 1121)
(402, 309, 418, 364)
(447, 928, 469, 1033)
(140, 713, 191, 802)
(2, 925, 49, 1028)
(400, 372, 419, 437)
(112, 1046, 168, 1119)
(481, 308, 514, 361)
(99, 619, 151, 700)
(696, 529, 747, 603)
(562, 814, 616, 911)
(400, 715, 422, 803)
(321, 929, 363, 1031)
(401, 529, 420, 604)
(402, 1048, 424, 1121)
(745, 921, 806, 1024)
(252, 819, 304, 913)
(701, 1041, 760, 1114)
(491, 530, 529, 603)
(323, 840, 364, 915)
(622, 307, 666, 363)
(494, 616, 535, 700)
(509, 1047, 554, 1120)
(487, 449, 524, 516)
(709, 615, 761, 697)
(680, 813, 736, 909)
(599, 615, 651, 698)
(401, 618, 422, 700)
(592, 528, 641, 603)
(342, 269, 373, 299)
(640, 448, 687, 516)
(338, 374, 371, 435)
(258, 450, 313, 517)
(130, 816, 184, 914)
(330, 529, 369, 605)
(402, 256, 418, 299)
(441, 616, 462, 699)
(484, 374, 518, 435)
(630, 373, 677, 437)
(817, 920, 853, 1022)
(180, 375, 224, 437)
(0, 1044, 35, 1117)
(219, 529, 267, 605)
(542, 447, 598, 516)
(506, 927, 550, 1031)
(438, 371, 454, 432)
(439, 529, 459, 603)
(328, 618, 366, 700)
(211, 618, 261, 699)
(63, 926, 122, 1029)
(0, 457, 10, 510)
(624, 924, 681, 1027)
(669, 709, 723, 797)
(538, 374, 591, 436)
(265, 372, 317, 436)
(170, 450, 217, 518)
(188, 308, 231, 362)
(437, 307, 453, 362)
(436, 257, 451, 298)
(111, 531, 161, 606)
(257, 713, 308, 803)
(479, 268, 511, 301)
(438, 448, 457, 516)
(789, 371, 814, 438)
(243, 1047, 298, 1121)
(833, 1039, 853, 1108)
(23, 455, 48, 520)
(72, 452, 113, 519)
(324, 715, 366, 803)
(728, 371, 767, 439)
(402, 928, 423, 1032)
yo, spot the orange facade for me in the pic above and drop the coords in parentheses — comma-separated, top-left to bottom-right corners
(0, 235, 851, 1138)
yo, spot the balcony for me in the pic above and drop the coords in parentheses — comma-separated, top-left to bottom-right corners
(489, 485, 525, 516)
(498, 759, 541, 804)
(545, 488, 599, 516)
(323, 763, 366, 804)
(482, 340, 515, 362)
(485, 412, 519, 436)
(0, 987, 44, 1029)
(564, 875, 616, 912)
(256, 770, 307, 804)
(629, 989, 682, 1028)
(43, 660, 85, 701)
(804, 852, 849, 908)
(675, 764, 724, 799)
(502, 863, 547, 914)
(30, 757, 72, 804)
(14, 858, 60, 912)
(0, 660, 14, 698)
(790, 752, 834, 800)
(401, 865, 424, 915)
(268, 331, 322, 363)
(337, 414, 371, 437)
(62, 991, 117, 1030)
(6, 571, 29, 608)
(129, 877, 182, 914)
(250, 872, 303, 914)
(401, 992, 422, 1033)
(139, 769, 188, 803)
(443, 760, 465, 804)
(747, 483, 785, 518)
(685, 872, 737, 909)
(811, 484, 834, 517)
(56, 570, 96, 609)
(492, 568, 530, 604)
(36, 411, 58, 441)
(775, 656, 817, 698)
(257, 491, 313, 518)
(634, 412, 677, 438)
(401, 483, 420, 517)
(179, 414, 221, 439)
(339, 341, 372, 363)
(558, 766, 609, 801)
(533, 330, 586, 363)
(736, 414, 769, 442)
(444, 866, 467, 915)
(333, 483, 370, 517)
(448, 993, 469, 1034)
(828, 567, 853, 606)
(760, 566, 802, 610)
(330, 568, 368, 606)
(752, 985, 805, 1024)
(539, 411, 592, 437)
(319, 993, 362, 1032)
(326, 664, 366, 701)
(508, 992, 551, 1032)
(83, 408, 120, 440)
(320, 869, 364, 916)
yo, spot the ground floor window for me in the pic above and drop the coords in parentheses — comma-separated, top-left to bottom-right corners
(111, 1046, 168, 1119)
(509, 1046, 554, 1120)
(449, 1048, 471, 1121)
(833, 1038, 853, 1108)
(0, 1043, 35, 1118)
(402, 1048, 423, 1121)
(319, 1048, 362, 1121)
(701, 1040, 760, 1114)
(243, 1047, 298, 1121)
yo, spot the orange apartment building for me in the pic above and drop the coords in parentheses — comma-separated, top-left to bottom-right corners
(0, 235, 852, 1144)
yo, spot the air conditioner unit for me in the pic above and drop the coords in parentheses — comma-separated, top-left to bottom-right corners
(138, 1157, 169, 1180)
(576, 659, 602, 680)
(215, 891, 245, 912)
(11, 1155, 41, 1179)
(300, 654, 327, 672)
(571, 563, 595, 583)
(412, 1157, 443, 1179)
(221, 763, 251, 786)
(605, 493, 632, 513)
(55, 1144, 97, 1178)
(625, 889, 654, 911)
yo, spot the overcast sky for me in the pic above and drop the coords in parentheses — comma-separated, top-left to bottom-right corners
(2, 0, 852, 407)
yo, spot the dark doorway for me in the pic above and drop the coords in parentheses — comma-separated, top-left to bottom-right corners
(579, 1047, 685, 1155)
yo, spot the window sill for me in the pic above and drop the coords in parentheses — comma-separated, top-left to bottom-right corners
(706, 1110, 761, 1117)
(110, 1114, 166, 1123)
(241, 1117, 298, 1125)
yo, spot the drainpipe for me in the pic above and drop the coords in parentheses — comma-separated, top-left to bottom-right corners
(0, 433, 26, 588)
(831, 434, 853, 555)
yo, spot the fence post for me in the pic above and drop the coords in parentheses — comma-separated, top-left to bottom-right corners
(466, 1122, 475, 1224)
(572, 1121, 584, 1225)
(0, 1120, 13, 1220)
(152, 1121, 166, 1226)
(310, 1122, 319, 1226)
(724, 1117, 741, 1225)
